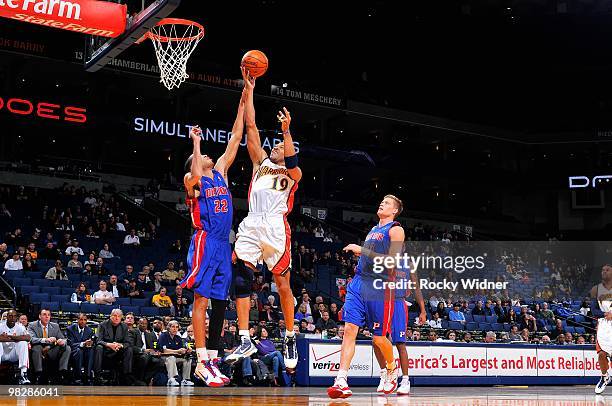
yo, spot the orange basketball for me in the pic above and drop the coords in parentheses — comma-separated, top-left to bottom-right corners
(241, 50, 268, 78)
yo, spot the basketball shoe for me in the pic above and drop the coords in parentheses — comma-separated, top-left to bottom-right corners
(376, 369, 387, 393)
(383, 367, 399, 395)
(284, 333, 298, 369)
(397, 377, 410, 395)
(225, 334, 257, 364)
(328, 376, 352, 399)
(595, 373, 611, 394)
(194, 360, 225, 387)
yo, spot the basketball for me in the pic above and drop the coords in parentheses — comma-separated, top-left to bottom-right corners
(241, 50, 268, 78)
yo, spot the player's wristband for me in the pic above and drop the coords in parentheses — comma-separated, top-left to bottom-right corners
(285, 154, 298, 169)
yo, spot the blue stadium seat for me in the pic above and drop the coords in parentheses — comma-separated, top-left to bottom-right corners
(575, 327, 586, 334)
(572, 315, 586, 324)
(99, 305, 119, 315)
(512, 306, 521, 314)
(121, 305, 139, 315)
(62, 287, 75, 295)
(41, 287, 61, 295)
(448, 321, 464, 330)
(159, 307, 172, 316)
(464, 314, 474, 322)
(491, 323, 503, 331)
(503, 323, 512, 331)
(52, 280, 71, 288)
(478, 322, 492, 331)
(485, 315, 498, 324)
(51, 294, 68, 303)
(466, 322, 479, 331)
(37, 279, 53, 287)
(5, 272, 24, 283)
(142, 291, 155, 300)
(565, 326, 576, 333)
(225, 310, 237, 321)
(131, 298, 147, 307)
(440, 320, 449, 329)
(473, 315, 486, 323)
(140, 307, 160, 317)
(13, 277, 31, 286)
(67, 273, 81, 282)
(20, 285, 40, 295)
(116, 298, 131, 306)
(81, 303, 99, 314)
(41, 301, 60, 312)
(61, 302, 80, 313)
(30, 293, 50, 303)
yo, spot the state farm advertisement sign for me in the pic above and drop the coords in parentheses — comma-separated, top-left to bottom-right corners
(309, 343, 372, 377)
(308, 342, 601, 378)
(0, 0, 127, 38)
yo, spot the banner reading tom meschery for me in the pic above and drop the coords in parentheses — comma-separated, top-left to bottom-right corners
(0, 0, 127, 38)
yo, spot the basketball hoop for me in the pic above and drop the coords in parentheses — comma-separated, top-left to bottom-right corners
(136, 18, 204, 90)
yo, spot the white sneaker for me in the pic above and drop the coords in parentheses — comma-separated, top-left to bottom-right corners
(194, 360, 225, 387)
(377, 369, 387, 393)
(327, 376, 352, 399)
(167, 378, 180, 386)
(210, 358, 230, 385)
(383, 367, 399, 394)
(181, 379, 194, 386)
(595, 374, 611, 394)
(397, 378, 410, 395)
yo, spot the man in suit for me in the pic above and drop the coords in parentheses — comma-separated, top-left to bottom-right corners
(93, 309, 143, 385)
(27, 308, 71, 384)
(108, 274, 127, 298)
(128, 317, 164, 384)
(66, 313, 95, 384)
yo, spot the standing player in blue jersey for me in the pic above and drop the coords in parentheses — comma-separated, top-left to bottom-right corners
(180, 86, 246, 387)
(374, 265, 426, 396)
(328, 195, 406, 399)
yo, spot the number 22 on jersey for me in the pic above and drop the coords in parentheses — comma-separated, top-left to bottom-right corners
(214, 199, 228, 213)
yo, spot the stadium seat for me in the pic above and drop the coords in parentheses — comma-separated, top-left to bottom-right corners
(448, 321, 464, 330)
(503, 323, 512, 331)
(491, 323, 503, 331)
(464, 314, 474, 322)
(466, 322, 479, 331)
(13, 277, 31, 286)
(20, 285, 40, 295)
(30, 293, 50, 303)
(37, 279, 53, 287)
(159, 307, 172, 316)
(478, 322, 492, 331)
(485, 315, 497, 323)
(5, 272, 25, 283)
(121, 305, 139, 315)
(473, 315, 486, 323)
(50, 294, 68, 303)
(41, 287, 61, 295)
(225, 310, 237, 321)
(61, 302, 80, 313)
(565, 326, 576, 333)
(441, 320, 449, 329)
(572, 315, 585, 324)
(116, 298, 131, 306)
(62, 287, 76, 295)
(52, 280, 71, 288)
(41, 301, 60, 312)
(99, 305, 120, 315)
(81, 303, 100, 314)
(131, 298, 147, 307)
(575, 327, 586, 334)
(140, 307, 160, 317)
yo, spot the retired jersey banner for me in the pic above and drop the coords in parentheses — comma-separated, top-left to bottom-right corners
(0, 0, 127, 37)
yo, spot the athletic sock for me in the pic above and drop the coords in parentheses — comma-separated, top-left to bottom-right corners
(285, 329, 295, 338)
(239, 330, 250, 338)
(402, 375, 409, 382)
(207, 349, 218, 360)
(196, 348, 209, 363)
(337, 369, 348, 381)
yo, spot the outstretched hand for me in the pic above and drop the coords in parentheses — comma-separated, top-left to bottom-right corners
(277, 107, 291, 133)
(241, 66, 255, 91)
(190, 125, 202, 142)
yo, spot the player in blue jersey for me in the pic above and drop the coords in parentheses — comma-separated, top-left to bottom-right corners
(374, 266, 426, 396)
(180, 85, 246, 387)
(328, 195, 406, 399)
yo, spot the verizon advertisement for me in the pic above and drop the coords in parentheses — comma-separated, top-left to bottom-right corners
(307, 341, 600, 379)
(0, 0, 127, 37)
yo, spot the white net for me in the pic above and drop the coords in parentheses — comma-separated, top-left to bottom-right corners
(149, 22, 203, 90)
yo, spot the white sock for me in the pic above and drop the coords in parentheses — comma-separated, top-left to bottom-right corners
(337, 369, 348, 380)
(239, 329, 249, 337)
(285, 329, 295, 338)
(207, 349, 218, 360)
(402, 375, 409, 383)
(196, 348, 209, 363)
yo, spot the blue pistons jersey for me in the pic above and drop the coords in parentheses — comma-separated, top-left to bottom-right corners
(188, 170, 233, 239)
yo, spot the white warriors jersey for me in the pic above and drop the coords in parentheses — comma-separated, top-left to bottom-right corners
(597, 283, 612, 312)
(248, 158, 297, 215)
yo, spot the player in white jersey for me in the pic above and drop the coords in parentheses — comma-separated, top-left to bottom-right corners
(0, 309, 31, 384)
(593, 264, 612, 393)
(226, 68, 301, 369)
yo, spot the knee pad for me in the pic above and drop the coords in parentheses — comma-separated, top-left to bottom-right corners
(233, 260, 254, 299)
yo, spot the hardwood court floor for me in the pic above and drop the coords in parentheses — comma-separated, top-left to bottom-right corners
(0, 386, 611, 406)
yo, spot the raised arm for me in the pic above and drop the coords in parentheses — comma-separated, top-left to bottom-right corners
(184, 126, 204, 190)
(277, 107, 302, 182)
(215, 88, 246, 182)
(242, 67, 267, 170)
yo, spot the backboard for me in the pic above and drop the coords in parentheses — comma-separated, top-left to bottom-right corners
(84, 0, 181, 72)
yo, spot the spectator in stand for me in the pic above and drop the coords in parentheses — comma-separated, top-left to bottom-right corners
(484, 331, 497, 343)
(460, 300, 470, 314)
(93, 257, 108, 277)
(28, 308, 71, 384)
(463, 332, 473, 343)
(556, 334, 567, 345)
(428, 331, 440, 342)
(428, 312, 443, 328)
(108, 274, 126, 298)
(45, 260, 68, 280)
(123, 229, 140, 247)
(315, 311, 338, 332)
(550, 319, 565, 339)
(313, 303, 328, 324)
(126, 279, 143, 299)
(84, 253, 96, 267)
(329, 302, 340, 322)
(39, 242, 61, 261)
(519, 307, 538, 332)
(503, 308, 518, 324)
(159, 320, 194, 386)
(175, 198, 188, 213)
(170, 285, 191, 318)
(26, 242, 38, 260)
(579, 300, 592, 317)
(509, 325, 521, 341)
(65, 239, 84, 256)
(162, 261, 179, 284)
(472, 301, 485, 316)
(254, 326, 285, 386)
(260, 302, 280, 323)
(295, 303, 312, 322)
(21, 253, 37, 272)
(333, 324, 345, 340)
(4, 252, 23, 271)
(67, 252, 83, 269)
(152, 272, 163, 292)
(0, 309, 31, 384)
(577, 336, 586, 344)
(314, 225, 324, 238)
(119, 265, 136, 285)
(483, 300, 494, 316)
(93, 280, 116, 305)
(99, 243, 114, 259)
(136, 272, 153, 292)
(129, 317, 163, 385)
(443, 330, 457, 342)
(0, 243, 10, 262)
(71, 282, 91, 303)
(412, 330, 421, 341)
(564, 332, 574, 344)
(85, 226, 99, 239)
(168, 240, 185, 256)
(152, 287, 173, 308)
(448, 303, 466, 323)
(66, 313, 95, 385)
(19, 314, 28, 328)
(520, 328, 531, 342)
(115, 217, 126, 232)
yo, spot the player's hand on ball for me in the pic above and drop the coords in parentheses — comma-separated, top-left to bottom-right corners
(241, 66, 255, 90)
(277, 107, 291, 133)
(343, 244, 362, 256)
(190, 126, 202, 142)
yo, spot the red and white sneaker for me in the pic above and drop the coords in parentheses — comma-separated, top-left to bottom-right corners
(376, 369, 387, 393)
(194, 360, 224, 387)
(210, 358, 230, 385)
(328, 377, 352, 399)
(383, 367, 399, 395)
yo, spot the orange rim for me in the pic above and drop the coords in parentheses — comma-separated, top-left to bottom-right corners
(139, 18, 204, 43)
